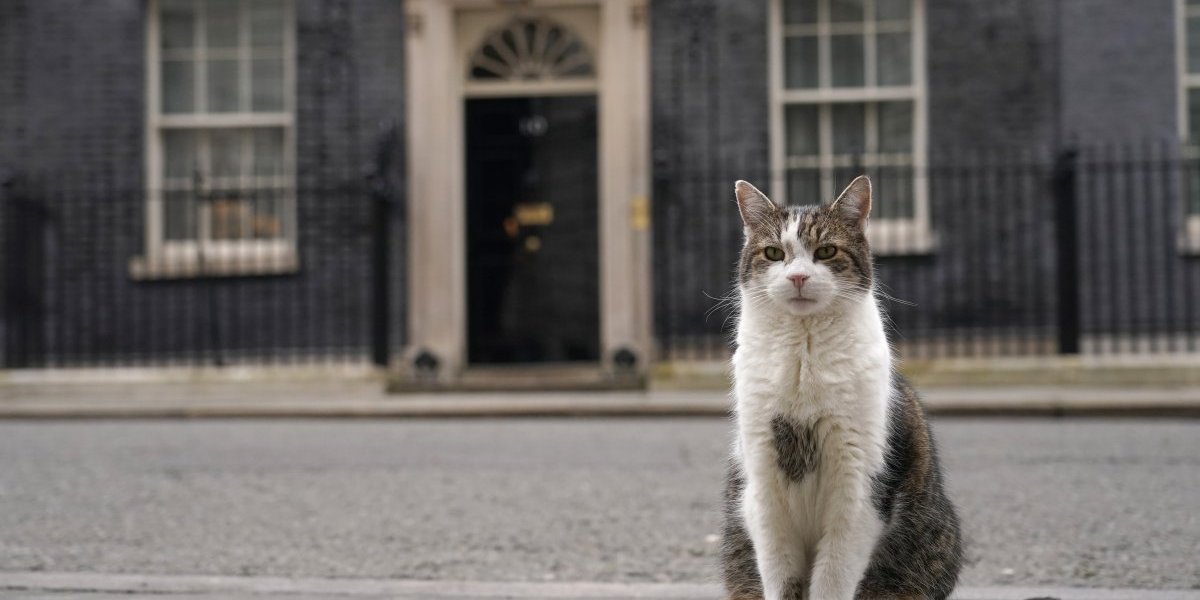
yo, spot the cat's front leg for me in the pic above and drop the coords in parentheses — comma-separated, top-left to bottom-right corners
(742, 478, 807, 599)
(807, 442, 883, 599)
(740, 433, 808, 600)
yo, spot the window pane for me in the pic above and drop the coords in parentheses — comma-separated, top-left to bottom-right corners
(251, 0, 285, 48)
(787, 168, 822, 205)
(1189, 17, 1200, 74)
(207, 59, 240, 112)
(1190, 168, 1200, 215)
(784, 35, 819, 89)
(209, 130, 243, 179)
(832, 103, 866, 155)
(161, 0, 195, 51)
(206, 0, 240, 50)
(251, 58, 284, 111)
(1189, 89, 1200, 142)
(161, 60, 195, 113)
(832, 166, 865, 199)
(211, 196, 254, 240)
(878, 101, 913, 153)
(782, 0, 817, 24)
(163, 191, 196, 240)
(830, 0, 864, 22)
(873, 167, 915, 219)
(785, 105, 820, 156)
(253, 44, 283, 60)
(876, 0, 911, 21)
(876, 32, 912, 86)
(163, 130, 197, 180)
(253, 128, 285, 175)
(251, 189, 285, 239)
(830, 35, 865, 87)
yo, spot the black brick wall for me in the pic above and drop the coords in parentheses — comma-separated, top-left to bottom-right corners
(926, 0, 1060, 150)
(2, 0, 1196, 365)
(1060, 0, 1178, 142)
(650, 0, 771, 354)
(652, 0, 1199, 357)
(1057, 0, 1200, 347)
(878, 0, 1065, 355)
(0, 0, 407, 366)
(650, 0, 1068, 353)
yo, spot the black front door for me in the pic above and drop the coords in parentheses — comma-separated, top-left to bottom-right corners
(465, 95, 600, 364)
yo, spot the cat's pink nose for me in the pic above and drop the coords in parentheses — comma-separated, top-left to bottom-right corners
(788, 273, 809, 289)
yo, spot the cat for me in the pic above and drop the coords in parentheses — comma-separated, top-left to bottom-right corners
(720, 176, 962, 600)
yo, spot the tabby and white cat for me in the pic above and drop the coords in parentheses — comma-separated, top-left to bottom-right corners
(720, 176, 962, 600)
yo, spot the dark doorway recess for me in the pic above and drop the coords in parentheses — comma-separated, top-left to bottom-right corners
(465, 95, 600, 364)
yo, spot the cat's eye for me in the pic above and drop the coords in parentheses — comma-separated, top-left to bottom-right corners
(763, 246, 784, 261)
(814, 245, 837, 260)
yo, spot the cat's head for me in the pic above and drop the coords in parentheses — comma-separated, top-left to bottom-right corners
(734, 176, 873, 317)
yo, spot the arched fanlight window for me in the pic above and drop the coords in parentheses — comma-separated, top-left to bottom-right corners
(468, 15, 595, 81)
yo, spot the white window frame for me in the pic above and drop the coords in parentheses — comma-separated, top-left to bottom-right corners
(768, 0, 932, 254)
(134, 0, 298, 279)
(1177, 0, 1200, 253)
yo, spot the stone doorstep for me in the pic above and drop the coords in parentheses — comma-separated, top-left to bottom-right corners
(387, 364, 645, 393)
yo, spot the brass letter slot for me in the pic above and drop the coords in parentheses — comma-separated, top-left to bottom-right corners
(514, 202, 555, 226)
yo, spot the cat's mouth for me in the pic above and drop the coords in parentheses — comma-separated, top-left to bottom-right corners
(788, 296, 817, 305)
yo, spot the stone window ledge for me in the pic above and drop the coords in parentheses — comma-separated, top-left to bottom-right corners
(1181, 216, 1200, 256)
(869, 219, 937, 256)
(129, 243, 298, 280)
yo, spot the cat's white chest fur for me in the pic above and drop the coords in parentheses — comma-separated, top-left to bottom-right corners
(732, 295, 892, 599)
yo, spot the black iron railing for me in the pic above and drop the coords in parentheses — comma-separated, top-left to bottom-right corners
(0, 172, 396, 369)
(4, 143, 1200, 368)
(653, 144, 1200, 361)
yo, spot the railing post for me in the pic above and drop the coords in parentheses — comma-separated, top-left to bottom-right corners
(2, 171, 49, 368)
(0, 168, 10, 369)
(1053, 147, 1081, 354)
(368, 123, 399, 368)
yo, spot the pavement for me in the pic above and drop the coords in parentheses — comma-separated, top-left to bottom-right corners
(1, 416, 1198, 598)
(4, 572, 1200, 599)
(3, 379, 1200, 418)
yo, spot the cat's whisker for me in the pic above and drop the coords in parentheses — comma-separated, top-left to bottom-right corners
(706, 298, 737, 321)
(873, 288, 916, 307)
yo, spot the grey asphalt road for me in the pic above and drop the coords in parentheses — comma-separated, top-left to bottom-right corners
(0, 417, 1197, 593)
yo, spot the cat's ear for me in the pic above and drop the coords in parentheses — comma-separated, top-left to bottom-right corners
(734, 180, 781, 231)
(830, 175, 872, 229)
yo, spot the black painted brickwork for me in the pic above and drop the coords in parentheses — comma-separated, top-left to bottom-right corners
(2, 0, 1197, 363)
(0, 0, 407, 366)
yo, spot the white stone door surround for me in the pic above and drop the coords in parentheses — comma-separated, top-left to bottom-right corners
(403, 0, 651, 380)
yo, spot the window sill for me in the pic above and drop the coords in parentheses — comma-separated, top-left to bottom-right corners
(868, 219, 936, 256)
(129, 245, 298, 280)
(1181, 216, 1200, 256)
